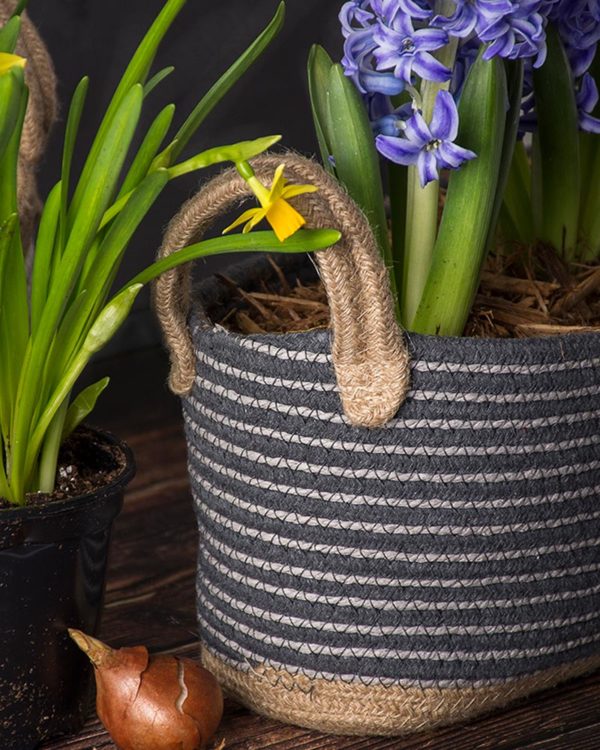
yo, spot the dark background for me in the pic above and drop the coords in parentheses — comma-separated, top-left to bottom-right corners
(26, 0, 343, 353)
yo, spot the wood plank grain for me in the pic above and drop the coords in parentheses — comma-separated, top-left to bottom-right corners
(39, 347, 600, 750)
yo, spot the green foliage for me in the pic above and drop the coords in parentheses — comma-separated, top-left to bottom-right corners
(412, 54, 507, 335)
(0, 0, 339, 505)
(308, 46, 399, 317)
(532, 24, 580, 258)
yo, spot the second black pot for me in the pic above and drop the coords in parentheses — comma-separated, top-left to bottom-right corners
(0, 428, 135, 750)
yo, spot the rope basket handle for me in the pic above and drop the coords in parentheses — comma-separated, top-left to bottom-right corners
(0, 1, 58, 249)
(154, 153, 410, 428)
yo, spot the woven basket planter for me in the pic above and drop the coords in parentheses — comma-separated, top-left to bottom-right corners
(156, 154, 600, 736)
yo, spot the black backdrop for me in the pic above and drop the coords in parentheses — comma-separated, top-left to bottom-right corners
(27, 0, 343, 353)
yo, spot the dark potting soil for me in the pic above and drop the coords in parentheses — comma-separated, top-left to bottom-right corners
(0, 427, 128, 509)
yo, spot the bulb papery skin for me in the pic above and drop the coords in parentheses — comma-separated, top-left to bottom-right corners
(69, 631, 223, 750)
(96, 650, 223, 750)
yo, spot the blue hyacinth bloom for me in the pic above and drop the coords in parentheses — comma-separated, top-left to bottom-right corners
(372, 13, 452, 84)
(376, 90, 476, 186)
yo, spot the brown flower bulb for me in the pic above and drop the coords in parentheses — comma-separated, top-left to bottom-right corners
(69, 629, 223, 750)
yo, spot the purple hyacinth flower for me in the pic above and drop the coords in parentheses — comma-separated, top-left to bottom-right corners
(371, 0, 432, 22)
(372, 13, 451, 84)
(433, 0, 513, 39)
(578, 72, 600, 133)
(376, 90, 476, 186)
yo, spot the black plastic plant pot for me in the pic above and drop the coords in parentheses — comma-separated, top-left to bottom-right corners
(0, 428, 135, 750)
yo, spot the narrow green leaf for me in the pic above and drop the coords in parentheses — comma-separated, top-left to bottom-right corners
(579, 137, 600, 257)
(324, 64, 398, 316)
(160, 1, 285, 165)
(413, 53, 506, 335)
(117, 103, 175, 200)
(485, 59, 525, 249)
(0, 67, 26, 165)
(0, 84, 29, 410)
(11, 0, 28, 17)
(168, 135, 282, 179)
(30, 181, 62, 333)
(124, 228, 342, 289)
(37, 399, 69, 494)
(532, 23, 580, 258)
(143, 66, 175, 98)
(578, 50, 600, 257)
(0, 16, 21, 53)
(502, 139, 534, 244)
(62, 378, 110, 440)
(69, 0, 186, 220)
(68, 171, 170, 359)
(60, 77, 89, 245)
(0, 213, 19, 443)
(307, 45, 335, 174)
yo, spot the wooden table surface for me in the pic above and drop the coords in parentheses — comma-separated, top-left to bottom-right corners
(41, 347, 600, 750)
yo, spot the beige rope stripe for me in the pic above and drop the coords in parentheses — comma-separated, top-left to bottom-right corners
(154, 153, 410, 428)
(202, 648, 600, 736)
(0, 1, 57, 250)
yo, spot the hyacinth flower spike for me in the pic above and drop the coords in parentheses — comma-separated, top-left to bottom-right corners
(0, 52, 25, 74)
(224, 162, 318, 242)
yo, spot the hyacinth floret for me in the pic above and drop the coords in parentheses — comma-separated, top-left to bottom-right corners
(376, 90, 476, 186)
(577, 72, 600, 133)
(372, 13, 451, 84)
(434, 0, 549, 67)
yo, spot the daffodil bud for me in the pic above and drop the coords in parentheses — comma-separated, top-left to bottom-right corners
(83, 284, 143, 355)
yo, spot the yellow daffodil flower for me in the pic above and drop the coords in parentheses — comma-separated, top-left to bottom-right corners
(0, 53, 26, 75)
(223, 162, 317, 242)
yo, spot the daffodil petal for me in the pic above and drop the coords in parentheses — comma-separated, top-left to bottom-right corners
(280, 184, 319, 200)
(268, 164, 288, 203)
(266, 198, 306, 242)
(0, 53, 26, 75)
(222, 207, 264, 235)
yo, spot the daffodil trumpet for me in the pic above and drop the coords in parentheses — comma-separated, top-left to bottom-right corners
(223, 160, 318, 242)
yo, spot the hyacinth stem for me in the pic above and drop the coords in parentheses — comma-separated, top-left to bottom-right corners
(401, 1, 457, 328)
(532, 24, 580, 260)
(388, 162, 407, 294)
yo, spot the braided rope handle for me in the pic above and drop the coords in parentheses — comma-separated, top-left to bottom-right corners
(154, 153, 410, 428)
(0, 1, 58, 249)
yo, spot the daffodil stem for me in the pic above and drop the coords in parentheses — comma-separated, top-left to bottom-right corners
(236, 160, 254, 181)
(401, 11, 457, 329)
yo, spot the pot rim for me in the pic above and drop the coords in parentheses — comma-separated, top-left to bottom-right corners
(0, 426, 135, 520)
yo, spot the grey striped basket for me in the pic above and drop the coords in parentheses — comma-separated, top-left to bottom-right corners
(155, 154, 600, 735)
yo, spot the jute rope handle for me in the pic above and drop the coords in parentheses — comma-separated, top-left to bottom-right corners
(154, 153, 410, 428)
(0, 1, 58, 250)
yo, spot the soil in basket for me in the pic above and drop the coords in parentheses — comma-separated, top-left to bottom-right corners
(0, 427, 127, 510)
(211, 246, 600, 338)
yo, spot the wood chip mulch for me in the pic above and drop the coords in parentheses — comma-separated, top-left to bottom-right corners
(217, 247, 600, 338)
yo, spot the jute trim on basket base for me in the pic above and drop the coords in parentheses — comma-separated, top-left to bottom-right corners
(202, 648, 600, 736)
